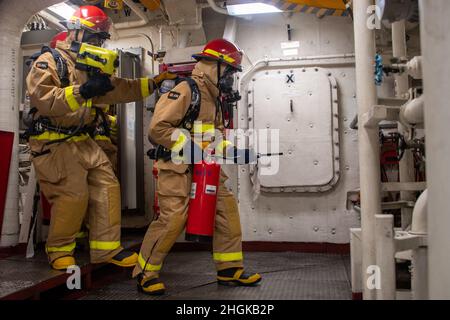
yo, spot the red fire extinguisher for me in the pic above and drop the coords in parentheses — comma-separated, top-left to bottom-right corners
(185, 160, 221, 243)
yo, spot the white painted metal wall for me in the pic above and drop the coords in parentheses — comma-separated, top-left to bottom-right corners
(237, 60, 359, 244)
(232, 13, 360, 243)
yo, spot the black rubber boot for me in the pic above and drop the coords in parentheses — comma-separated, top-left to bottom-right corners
(217, 267, 262, 286)
(137, 274, 166, 295)
(109, 250, 138, 267)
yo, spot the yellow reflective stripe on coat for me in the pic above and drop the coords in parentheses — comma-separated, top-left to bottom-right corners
(192, 122, 215, 135)
(138, 253, 162, 271)
(65, 86, 81, 112)
(217, 139, 233, 150)
(46, 242, 76, 253)
(204, 48, 235, 63)
(83, 99, 93, 108)
(30, 132, 90, 142)
(89, 240, 121, 250)
(171, 131, 189, 152)
(94, 135, 112, 142)
(140, 78, 150, 98)
(213, 252, 243, 262)
(108, 115, 117, 127)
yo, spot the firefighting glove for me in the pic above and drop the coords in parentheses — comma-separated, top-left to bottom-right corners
(152, 72, 177, 88)
(79, 73, 115, 100)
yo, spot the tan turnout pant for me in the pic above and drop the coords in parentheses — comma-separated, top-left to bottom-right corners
(132, 166, 244, 279)
(31, 137, 123, 264)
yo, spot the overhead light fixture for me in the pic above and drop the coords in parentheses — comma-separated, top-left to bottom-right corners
(226, 2, 282, 16)
(47, 2, 76, 20)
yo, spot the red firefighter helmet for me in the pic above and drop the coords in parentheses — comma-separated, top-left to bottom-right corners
(63, 5, 112, 38)
(192, 39, 243, 72)
(50, 31, 68, 49)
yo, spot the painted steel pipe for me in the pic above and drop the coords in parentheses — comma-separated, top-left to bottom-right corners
(400, 95, 425, 127)
(375, 215, 396, 300)
(411, 247, 428, 300)
(410, 189, 427, 236)
(206, 0, 228, 15)
(392, 20, 416, 234)
(353, 0, 381, 300)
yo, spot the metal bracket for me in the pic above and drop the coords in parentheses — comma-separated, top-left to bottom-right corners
(382, 182, 427, 192)
(381, 200, 416, 210)
(363, 105, 401, 128)
(395, 231, 427, 252)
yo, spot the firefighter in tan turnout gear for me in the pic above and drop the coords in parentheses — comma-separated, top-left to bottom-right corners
(26, 5, 176, 270)
(133, 39, 262, 295)
(51, 31, 120, 174)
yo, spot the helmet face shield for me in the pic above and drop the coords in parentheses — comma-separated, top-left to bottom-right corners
(218, 65, 237, 93)
(67, 16, 112, 34)
(81, 30, 109, 46)
(217, 60, 241, 129)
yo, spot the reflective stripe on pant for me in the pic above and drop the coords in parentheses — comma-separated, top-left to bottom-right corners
(32, 138, 123, 264)
(132, 168, 243, 279)
(213, 171, 243, 271)
(132, 167, 190, 279)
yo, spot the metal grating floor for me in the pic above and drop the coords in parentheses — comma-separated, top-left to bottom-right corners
(81, 252, 352, 300)
(0, 234, 142, 299)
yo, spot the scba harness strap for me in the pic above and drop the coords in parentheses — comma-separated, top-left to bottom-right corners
(24, 106, 108, 148)
(24, 46, 73, 143)
(27, 46, 70, 88)
(147, 77, 202, 161)
(25, 46, 110, 147)
(29, 117, 90, 137)
(91, 107, 112, 138)
(178, 77, 201, 131)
